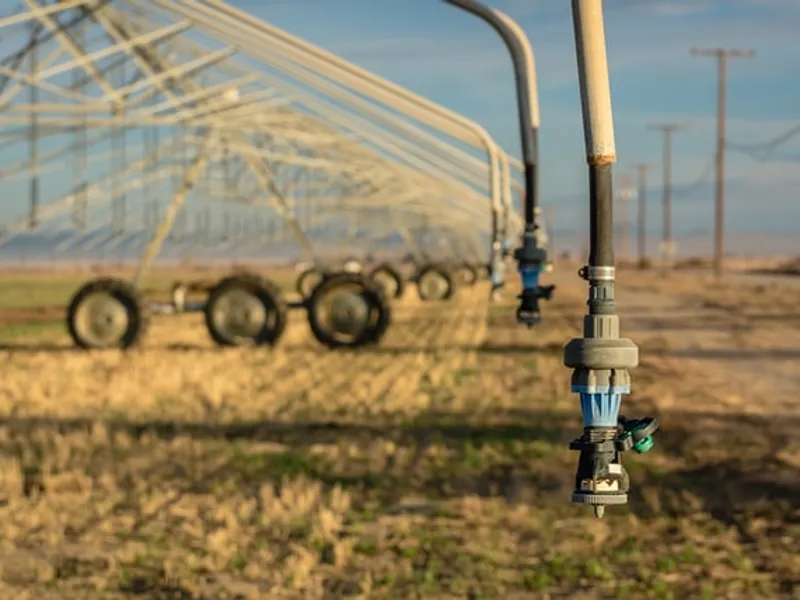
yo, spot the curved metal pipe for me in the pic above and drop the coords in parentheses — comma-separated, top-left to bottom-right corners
(185, 0, 510, 268)
(444, 0, 540, 231)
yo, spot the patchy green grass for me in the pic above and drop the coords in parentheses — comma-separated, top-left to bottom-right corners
(0, 319, 64, 341)
(0, 278, 82, 310)
(0, 276, 795, 598)
(0, 266, 299, 310)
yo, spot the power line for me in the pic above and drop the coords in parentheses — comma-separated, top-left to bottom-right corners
(726, 123, 800, 161)
(672, 157, 715, 199)
(727, 123, 800, 152)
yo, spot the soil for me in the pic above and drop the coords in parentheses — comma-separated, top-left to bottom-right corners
(0, 267, 795, 599)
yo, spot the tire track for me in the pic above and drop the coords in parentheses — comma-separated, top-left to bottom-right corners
(318, 290, 479, 411)
(419, 286, 488, 390)
(238, 293, 444, 414)
(343, 287, 488, 415)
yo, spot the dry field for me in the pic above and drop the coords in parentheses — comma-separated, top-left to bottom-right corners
(0, 266, 797, 599)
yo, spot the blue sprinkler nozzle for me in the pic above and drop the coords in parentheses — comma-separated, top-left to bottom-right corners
(576, 384, 629, 428)
(513, 229, 554, 326)
(520, 263, 541, 290)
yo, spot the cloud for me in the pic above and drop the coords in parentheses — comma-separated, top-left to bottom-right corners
(317, 6, 798, 100)
(247, 0, 797, 99)
(649, 1, 715, 17)
(310, 34, 507, 84)
(500, 0, 797, 19)
(229, 0, 799, 235)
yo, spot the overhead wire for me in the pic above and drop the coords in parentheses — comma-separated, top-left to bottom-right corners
(672, 156, 715, 199)
(726, 123, 800, 161)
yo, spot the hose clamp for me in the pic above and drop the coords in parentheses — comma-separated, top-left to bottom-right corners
(579, 265, 615, 281)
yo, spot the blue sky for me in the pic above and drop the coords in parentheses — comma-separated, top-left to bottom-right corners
(232, 0, 799, 237)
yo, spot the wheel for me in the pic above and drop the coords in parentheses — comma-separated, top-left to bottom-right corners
(296, 266, 324, 298)
(416, 264, 456, 301)
(457, 263, 479, 286)
(369, 262, 405, 299)
(306, 272, 391, 349)
(66, 277, 148, 349)
(204, 273, 288, 347)
(171, 281, 188, 313)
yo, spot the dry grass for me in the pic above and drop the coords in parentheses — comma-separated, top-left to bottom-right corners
(0, 270, 797, 599)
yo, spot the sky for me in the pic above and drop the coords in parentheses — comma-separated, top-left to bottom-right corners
(230, 0, 800, 241)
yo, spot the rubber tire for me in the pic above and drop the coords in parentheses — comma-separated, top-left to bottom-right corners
(458, 263, 479, 286)
(368, 262, 405, 299)
(296, 267, 325, 298)
(306, 272, 391, 349)
(416, 264, 457, 301)
(204, 273, 288, 347)
(66, 277, 149, 350)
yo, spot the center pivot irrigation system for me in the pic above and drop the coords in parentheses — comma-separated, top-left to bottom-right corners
(1, 0, 541, 351)
(0, 0, 656, 516)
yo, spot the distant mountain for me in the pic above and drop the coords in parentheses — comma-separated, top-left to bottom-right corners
(0, 228, 794, 265)
(549, 229, 798, 259)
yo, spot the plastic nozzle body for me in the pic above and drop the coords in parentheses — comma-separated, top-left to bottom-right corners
(513, 230, 555, 326)
(576, 385, 629, 428)
(520, 264, 541, 289)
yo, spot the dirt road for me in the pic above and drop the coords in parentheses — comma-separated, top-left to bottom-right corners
(549, 266, 800, 419)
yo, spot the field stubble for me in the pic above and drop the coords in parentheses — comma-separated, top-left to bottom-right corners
(0, 270, 796, 599)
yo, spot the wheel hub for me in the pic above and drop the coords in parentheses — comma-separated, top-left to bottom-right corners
(328, 291, 369, 336)
(420, 272, 447, 298)
(373, 272, 398, 297)
(215, 290, 267, 338)
(78, 293, 129, 345)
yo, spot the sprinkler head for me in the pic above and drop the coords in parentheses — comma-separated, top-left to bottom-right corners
(570, 428, 630, 516)
(513, 229, 555, 325)
(516, 288, 541, 327)
(617, 416, 659, 455)
(569, 416, 659, 518)
(538, 284, 556, 300)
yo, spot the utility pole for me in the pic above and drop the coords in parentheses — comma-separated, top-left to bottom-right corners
(648, 123, 689, 270)
(616, 173, 633, 264)
(545, 202, 555, 258)
(691, 47, 755, 279)
(634, 163, 651, 269)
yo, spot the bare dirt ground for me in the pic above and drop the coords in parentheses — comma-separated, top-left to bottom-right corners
(0, 268, 797, 599)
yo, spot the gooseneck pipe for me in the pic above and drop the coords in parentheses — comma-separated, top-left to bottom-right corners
(563, 0, 658, 519)
(444, 0, 540, 230)
(444, 0, 553, 307)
